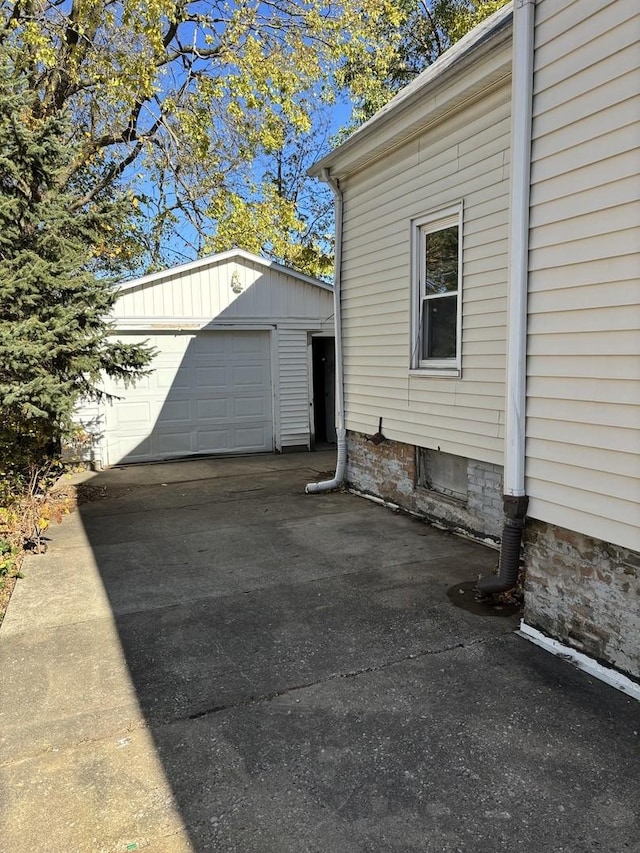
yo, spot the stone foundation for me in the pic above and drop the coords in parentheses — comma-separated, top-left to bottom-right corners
(346, 431, 503, 542)
(523, 520, 640, 681)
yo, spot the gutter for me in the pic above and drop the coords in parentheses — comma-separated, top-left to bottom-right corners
(306, 169, 346, 493)
(478, 0, 534, 594)
(309, 2, 513, 180)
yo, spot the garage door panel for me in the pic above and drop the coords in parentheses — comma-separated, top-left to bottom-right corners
(193, 334, 226, 355)
(196, 399, 229, 420)
(155, 334, 193, 353)
(231, 335, 267, 356)
(156, 432, 193, 455)
(124, 374, 152, 392)
(195, 428, 231, 453)
(194, 366, 227, 389)
(156, 366, 190, 390)
(104, 331, 273, 464)
(110, 436, 152, 463)
(158, 400, 192, 423)
(233, 426, 270, 447)
(196, 426, 269, 454)
(233, 365, 269, 386)
(111, 401, 153, 427)
(234, 396, 268, 417)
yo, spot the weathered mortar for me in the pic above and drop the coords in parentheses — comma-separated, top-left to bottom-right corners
(524, 519, 640, 680)
(346, 431, 503, 541)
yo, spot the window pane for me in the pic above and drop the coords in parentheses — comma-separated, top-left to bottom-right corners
(422, 295, 457, 360)
(425, 225, 458, 294)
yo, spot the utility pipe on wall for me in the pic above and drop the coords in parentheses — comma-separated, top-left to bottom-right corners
(478, 0, 535, 593)
(306, 168, 347, 493)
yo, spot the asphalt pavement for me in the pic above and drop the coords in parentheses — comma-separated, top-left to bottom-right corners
(1, 451, 638, 852)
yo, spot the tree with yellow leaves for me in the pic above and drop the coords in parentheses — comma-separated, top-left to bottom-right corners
(1, 1, 510, 277)
(0, 0, 404, 275)
(339, 0, 510, 123)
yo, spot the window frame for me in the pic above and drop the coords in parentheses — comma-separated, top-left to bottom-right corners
(410, 203, 463, 377)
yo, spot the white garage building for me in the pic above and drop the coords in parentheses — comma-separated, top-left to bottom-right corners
(78, 250, 335, 467)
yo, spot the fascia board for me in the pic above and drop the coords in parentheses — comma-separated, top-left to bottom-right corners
(310, 3, 513, 181)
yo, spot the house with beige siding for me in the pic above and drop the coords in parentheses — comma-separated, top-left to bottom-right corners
(309, 0, 640, 686)
(74, 250, 335, 467)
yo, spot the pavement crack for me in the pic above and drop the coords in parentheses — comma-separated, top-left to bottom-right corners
(1, 634, 515, 767)
(179, 632, 514, 722)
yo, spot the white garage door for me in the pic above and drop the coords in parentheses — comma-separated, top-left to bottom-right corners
(104, 331, 273, 465)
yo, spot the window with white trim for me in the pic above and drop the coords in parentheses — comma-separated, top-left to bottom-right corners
(411, 205, 462, 375)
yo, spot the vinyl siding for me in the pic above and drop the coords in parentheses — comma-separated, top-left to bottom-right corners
(526, 0, 640, 550)
(278, 329, 311, 448)
(113, 258, 331, 325)
(340, 82, 511, 465)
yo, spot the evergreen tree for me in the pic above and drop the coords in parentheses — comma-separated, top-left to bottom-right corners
(0, 55, 153, 471)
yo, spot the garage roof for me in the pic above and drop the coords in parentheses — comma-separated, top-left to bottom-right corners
(116, 249, 333, 295)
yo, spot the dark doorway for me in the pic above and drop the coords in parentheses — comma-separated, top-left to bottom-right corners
(312, 336, 336, 445)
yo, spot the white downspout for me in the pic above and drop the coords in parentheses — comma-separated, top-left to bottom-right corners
(306, 168, 346, 493)
(478, 0, 534, 593)
(505, 0, 535, 497)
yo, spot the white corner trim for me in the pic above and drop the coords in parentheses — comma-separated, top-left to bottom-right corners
(518, 622, 640, 702)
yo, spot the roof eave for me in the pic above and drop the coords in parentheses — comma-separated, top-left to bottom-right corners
(309, 2, 513, 182)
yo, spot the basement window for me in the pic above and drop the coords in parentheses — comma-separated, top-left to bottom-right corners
(417, 448, 468, 502)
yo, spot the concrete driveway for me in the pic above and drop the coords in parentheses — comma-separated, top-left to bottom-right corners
(1, 451, 638, 853)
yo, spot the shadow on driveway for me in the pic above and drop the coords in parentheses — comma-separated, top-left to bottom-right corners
(1, 452, 639, 852)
